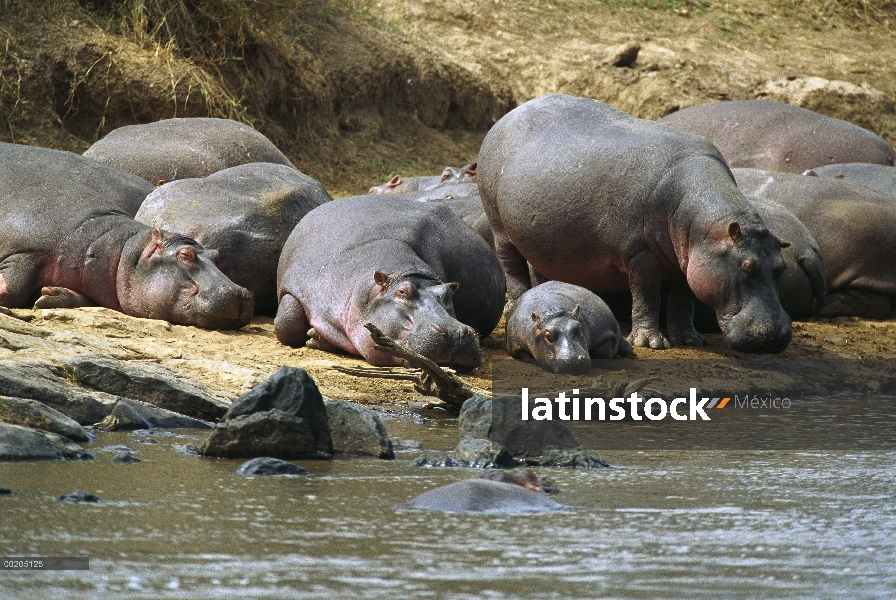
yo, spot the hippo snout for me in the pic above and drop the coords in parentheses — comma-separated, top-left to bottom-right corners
(722, 309, 792, 354)
(193, 284, 254, 329)
(408, 320, 483, 372)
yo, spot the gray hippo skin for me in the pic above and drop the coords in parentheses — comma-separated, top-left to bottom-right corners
(275, 195, 505, 370)
(804, 163, 896, 198)
(136, 163, 332, 316)
(735, 167, 896, 319)
(0, 142, 153, 217)
(0, 147, 254, 328)
(507, 281, 634, 374)
(368, 162, 477, 194)
(391, 183, 494, 248)
(84, 118, 295, 184)
(408, 478, 562, 513)
(478, 94, 792, 353)
(660, 100, 896, 174)
(744, 195, 826, 319)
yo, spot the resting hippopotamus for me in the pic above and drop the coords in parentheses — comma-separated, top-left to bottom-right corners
(83, 118, 295, 184)
(804, 163, 896, 198)
(479, 94, 792, 353)
(660, 100, 896, 174)
(0, 145, 253, 328)
(275, 195, 504, 370)
(389, 183, 493, 248)
(507, 281, 633, 374)
(367, 162, 477, 194)
(407, 478, 562, 513)
(135, 163, 332, 316)
(735, 167, 896, 319)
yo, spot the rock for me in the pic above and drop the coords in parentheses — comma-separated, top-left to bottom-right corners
(410, 450, 462, 468)
(174, 444, 201, 456)
(234, 457, 310, 476)
(63, 357, 229, 421)
(111, 451, 141, 463)
(0, 486, 10, 495)
(535, 447, 609, 468)
(99, 444, 133, 452)
(457, 395, 492, 440)
(601, 42, 640, 67)
(201, 409, 330, 460)
(0, 423, 94, 462)
(408, 479, 563, 513)
(58, 491, 103, 503)
(134, 438, 159, 444)
(453, 438, 517, 468)
(0, 396, 92, 441)
(324, 399, 394, 459)
(391, 438, 423, 451)
(107, 398, 214, 430)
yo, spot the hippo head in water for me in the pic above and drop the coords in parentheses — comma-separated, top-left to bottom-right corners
(687, 220, 792, 353)
(528, 307, 591, 375)
(364, 270, 483, 371)
(119, 229, 254, 329)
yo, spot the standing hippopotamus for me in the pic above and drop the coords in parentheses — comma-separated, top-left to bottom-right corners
(367, 162, 477, 194)
(735, 167, 896, 319)
(479, 94, 792, 353)
(804, 163, 896, 198)
(507, 281, 634, 374)
(135, 163, 332, 316)
(275, 195, 504, 370)
(660, 100, 896, 174)
(0, 145, 253, 328)
(83, 118, 295, 184)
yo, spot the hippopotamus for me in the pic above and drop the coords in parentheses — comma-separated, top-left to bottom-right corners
(507, 281, 634, 374)
(275, 195, 504, 370)
(407, 478, 563, 513)
(478, 94, 792, 353)
(392, 183, 493, 248)
(0, 142, 153, 216)
(0, 144, 253, 328)
(660, 100, 896, 174)
(83, 118, 295, 184)
(734, 167, 896, 318)
(135, 163, 332, 316)
(804, 163, 896, 198)
(367, 162, 477, 194)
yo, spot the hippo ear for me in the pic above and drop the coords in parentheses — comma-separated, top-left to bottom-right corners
(727, 221, 741, 244)
(447, 282, 459, 293)
(142, 229, 165, 259)
(571, 304, 581, 319)
(373, 270, 390, 291)
(530, 312, 542, 328)
(152, 228, 164, 244)
(388, 176, 401, 188)
(466, 161, 477, 176)
(777, 237, 792, 249)
(802, 169, 818, 177)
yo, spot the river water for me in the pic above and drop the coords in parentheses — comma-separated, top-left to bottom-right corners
(1, 417, 894, 599)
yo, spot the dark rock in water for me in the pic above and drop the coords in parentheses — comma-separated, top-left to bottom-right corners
(535, 448, 609, 468)
(0, 396, 92, 442)
(112, 451, 141, 463)
(454, 438, 517, 468)
(391, 439, 423, 451)
(134, 438, 159, 444)
(325, 400, 394, 459)
(477, 469, 561, 495)
(410, 450, 462, 468)
(0, 423, 95, 462)
(201, 409, 330, 460)
(408, 479, 563, 513)
(457, 395, 493, 440)
(58, 490, 103, 503)
(109, 398, 214, 430)
(0, 486, 11, 495)
(99, 444, 134, 453)
(174, 444, 201, 456)
(234, 457, 310, 476)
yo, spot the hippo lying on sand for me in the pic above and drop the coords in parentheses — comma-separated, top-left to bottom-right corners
(507, 281, 633, 374)
(804, 163, 896, 199)
(368, 162, 477, 194)
(275, 195, 504, 370)
(478, 94, 792, 353)
(136, 163, 332, 316)
(84, 118, 295, 184)
(408, 478, 562, 513)
(735, 167, 896, 319)
(660, 100, 896, 174)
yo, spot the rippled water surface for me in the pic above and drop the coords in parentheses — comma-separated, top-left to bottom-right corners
(1, 418, 895, 599)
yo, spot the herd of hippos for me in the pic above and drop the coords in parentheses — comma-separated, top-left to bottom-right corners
(2, 95, 896, 376)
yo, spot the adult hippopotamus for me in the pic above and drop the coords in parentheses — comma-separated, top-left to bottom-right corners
(275, 195, 504, 370)
(804, 163, 896, 198)
(387, 183, 493, 248)
(478, 94, 792, 353)
(407, 478, 562, 513)
(0, 146, 253, 328)
(660, 100, 896, 174)
(735, 167, 896, 319)
(135, 163, 332, 316)
(367, 162, 477, 194)
(507, 281, 633, 374)
(83, 118, 295, 184)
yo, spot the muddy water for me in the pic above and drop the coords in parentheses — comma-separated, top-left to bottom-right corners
(1, 418, 895, 599)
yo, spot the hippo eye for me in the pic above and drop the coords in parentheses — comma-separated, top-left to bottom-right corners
(741, 258, 758, 277)
(544, 330, 556, 343)
(177, 246, 196, 265)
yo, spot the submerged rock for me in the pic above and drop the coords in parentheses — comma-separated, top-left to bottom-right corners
(0, 396, 92, 441)
(58, 490, 103, 503)
(0, 423, 94, 462)
(111, 451, 141, 463)
(408, 479, 563, 513)
(454, 438, 517, 469)
(325, 399, 394, 459)
(0, 486, 11, 495)
(391, 439, 423, 451)
(174, 444, 201, 456)
(535, 448, 609, 468)
(410, 450, 462, 468)
(234, 457, 310, 476)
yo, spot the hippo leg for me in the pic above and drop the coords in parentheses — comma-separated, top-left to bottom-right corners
(626, 254, 671, 349)
(817, 289, 891, 319)
(0, 253, 43, 308)
(615, 336, 635, 357)
(33, 287, 95, 309)
(274, 293, 311, 347)
(306, 328, 345, 353)
(493, 230, 530, 309)
(530, 266, 550, 286)
(666, 280, 708, 346)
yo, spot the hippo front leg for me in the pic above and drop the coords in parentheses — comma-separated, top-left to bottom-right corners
(33, 287, 96, 309)
(626, 253, 670, 349)
(274, 293, 311, 347)
(666, 279, 708, 346)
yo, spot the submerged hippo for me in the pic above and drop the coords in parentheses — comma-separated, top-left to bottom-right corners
(804, 163, 896, 198)
(0, 146, 253, 328)
(368, 162, 477, 194)
(135, 163, 332, 316)
(660, 100, 896, 174)
(735, 168, 896, 319)
(407, 478, 562, 513)
(84, 118, 295, 184)
(479, 94, 792, 353)
(275, 195, 504, 370)
(507, 281, 634, 374)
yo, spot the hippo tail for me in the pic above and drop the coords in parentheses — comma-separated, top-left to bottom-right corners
(798, 249, 827, 315)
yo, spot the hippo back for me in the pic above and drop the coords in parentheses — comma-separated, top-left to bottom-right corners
(408, 479, 562, 513)
(806, 163, 896, 199)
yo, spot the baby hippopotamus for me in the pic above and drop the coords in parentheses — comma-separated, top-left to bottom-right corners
(275, 195, 504, 370)
(507, 282, 634, 374)
(368, 162, 477, 194)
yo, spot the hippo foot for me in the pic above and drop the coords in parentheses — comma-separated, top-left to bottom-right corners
(627, 328, 671, 350)
(305, 329, 342, 353)
(33, 287, 94, 309)
(668, 329, 707, 347)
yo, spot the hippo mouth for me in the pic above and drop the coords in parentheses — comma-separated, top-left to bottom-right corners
(718, 313, 792, 354)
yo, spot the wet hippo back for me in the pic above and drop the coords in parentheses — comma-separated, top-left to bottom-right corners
(408, 479, 562, 513)
(661, 100, 896, 174)
(84, 118, 295, 184)
(805, 163, 896, 198)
